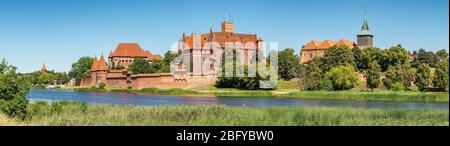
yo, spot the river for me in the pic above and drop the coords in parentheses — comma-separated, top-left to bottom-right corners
(26, 89, 449, 110)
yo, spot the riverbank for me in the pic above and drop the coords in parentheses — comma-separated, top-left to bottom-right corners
(2, 101, 448, 126)
(62, 86, 449, 103)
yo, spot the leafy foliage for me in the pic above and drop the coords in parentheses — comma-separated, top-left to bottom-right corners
(0, 59, 30, 119)
(414, 63, 431, 91)
(129, 58, 152, 74)
(321, 45, 355, 72)
(433, 60, 449, 91)
(278, 48, 297, 80)
(323, 66, 359, 90)
(68, 57, 93, 80)
(366, 60, 381, 91)
(383, 64, 414, 90)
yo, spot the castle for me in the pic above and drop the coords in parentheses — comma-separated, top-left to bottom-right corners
(80, 18, 263, 89)
(177, 17, 264, 76)
(299, 16, 374, 64)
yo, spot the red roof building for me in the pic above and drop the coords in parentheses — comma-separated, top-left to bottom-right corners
(108, 43, 162, 69)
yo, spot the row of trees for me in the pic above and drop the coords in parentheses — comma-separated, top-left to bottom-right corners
(22, 70, 70, 86)
(293, 45, 448, 90)
(277, 44, 449, 91)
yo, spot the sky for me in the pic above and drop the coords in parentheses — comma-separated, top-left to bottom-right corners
(0, 0, 448, 73)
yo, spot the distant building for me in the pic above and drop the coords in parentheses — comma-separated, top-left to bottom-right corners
(108, 43, 162, 69)
(299, 39, 356, 64)
(41, 63, 47, 73)
(299, 14, 374, 64)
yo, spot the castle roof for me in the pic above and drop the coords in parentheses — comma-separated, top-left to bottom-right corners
(97, 55, 109, 71)
(90, 57, 99, 72)
(302, 39, 356, 50)
(182, 32, 260, 49)
(109, 43, 162, 61)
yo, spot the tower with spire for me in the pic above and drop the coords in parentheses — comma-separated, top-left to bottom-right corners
(41, 63, 47, 73)
(357, 7, 374, 48)
(221, 13, 234, 33)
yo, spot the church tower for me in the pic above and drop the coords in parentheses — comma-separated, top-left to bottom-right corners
(357, 8, 374, 48)
(221, 13, 233, 33)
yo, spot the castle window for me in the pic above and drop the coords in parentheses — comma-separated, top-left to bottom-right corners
(310, 53, 313, 58)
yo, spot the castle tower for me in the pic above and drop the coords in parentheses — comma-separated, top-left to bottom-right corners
(221, 13, 233, 33)
(357, 8, 374, 48)
(41, 63, 47, 73)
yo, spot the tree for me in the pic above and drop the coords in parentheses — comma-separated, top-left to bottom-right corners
(160, 51, 180, 73)
(68, 57, 93, 80)
(129, 58, 152, 74)
(299, 57, 323, 90)
(149, 60, 164, 73)
(366, 60, 381, 91)
(435, 49, 449, 62)
(414, 63, 432, 91)
(417, 48, 439, 67)
(352, 47, 364, 70)
(0, 59, 30, 119)
(323, 65, 359, 90)
(278, 48, 297, 80)
(433, 60, 449, 91)
(361, 47, 382, 69)
(383, 64, 414, 90)
(379, 45, 410, 71)
(322, 45, 355, 72)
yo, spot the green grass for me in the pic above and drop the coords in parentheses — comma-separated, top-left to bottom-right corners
(62, 82, 449, 103)
(285, 91, 449, 103)
(5, 101, 446, 126)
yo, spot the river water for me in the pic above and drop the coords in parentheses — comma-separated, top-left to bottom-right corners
(26, 89, 449, 110)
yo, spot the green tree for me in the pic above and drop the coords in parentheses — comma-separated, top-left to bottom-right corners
(352, 47, 364, 70)
(414, 63, 432, 91)
(299, 57, 323, 90)
(149, 60, 164, 73)
(129, 58, 152, 74)
(383, 64, 414, 90)
(435, 49, 449, 62)
(366, 60, 381, 91)
(68, 57, 93, 80)
(278, 48, 297, 80)
(433, 60, 449, 91)
(323, 65, 359, 90)
(0, 59, 30, 119)
(379, 45, 410, 71)
(361, 47, 382, 69)
(322, 45, 355, 72)
(417, 48, 439, 67)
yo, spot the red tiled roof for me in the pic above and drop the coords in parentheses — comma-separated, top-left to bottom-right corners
(97, 55, 108, 71)
(182, 32, 260, 49)
(302, 39, 355, 50)
(109, 43, 162, 61)
(90, 57, 98, 72)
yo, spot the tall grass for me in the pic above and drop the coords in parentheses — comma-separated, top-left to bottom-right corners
(286, 91, 449, 103)
(18, 102, 449, 126)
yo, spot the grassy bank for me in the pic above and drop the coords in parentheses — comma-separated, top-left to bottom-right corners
(2, 101, 447, 126)
(63, 85, 449, 103)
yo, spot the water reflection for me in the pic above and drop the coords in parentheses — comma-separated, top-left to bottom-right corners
(27, 89, 449, 110)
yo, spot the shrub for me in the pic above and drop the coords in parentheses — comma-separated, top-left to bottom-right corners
(98, 82, 106, 89)
(390, 82, 405, 91)
(323, 66, 359, 90)
(0, 59, 31, 119)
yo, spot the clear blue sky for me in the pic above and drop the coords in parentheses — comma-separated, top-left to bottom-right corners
(1, 0, 448, 73)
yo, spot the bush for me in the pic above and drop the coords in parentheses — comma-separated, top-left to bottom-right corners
(98, 82, 106, 89)
(0, 59, 31, 119)
(390, 82, 405, 91)
(323, 66, 359, 90)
